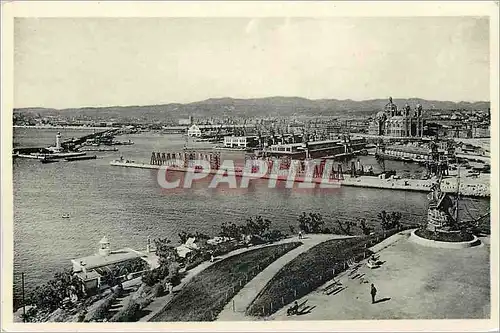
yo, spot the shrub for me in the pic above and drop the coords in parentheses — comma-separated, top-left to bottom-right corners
(92, 293, 117, 321)
(21, 307, 39, 322)
(211, 240, 245, 257)
(185, 254, 207, 271)
(109, 300, 141, 322)
(358, 218, 372, 235)
(263, 229, 285, 242)
(136, 295, 153, 309)
(378, 211, 402, 230)
(151, 282, 164, 297)
(298, 212, 325, 233)
(76, 310, 86, 322)
(142, 269, 161, 287)
(29, 270, 84, 312)
(336, 219, 356, 235)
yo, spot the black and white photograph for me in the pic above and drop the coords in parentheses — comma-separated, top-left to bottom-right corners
(1, 1, 498, 331)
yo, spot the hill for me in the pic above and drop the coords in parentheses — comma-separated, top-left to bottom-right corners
(14, 97, 490, 122)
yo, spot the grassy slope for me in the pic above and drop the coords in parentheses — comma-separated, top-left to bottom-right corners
(151, 242, 301, 322)
(247, 237, 374, 317)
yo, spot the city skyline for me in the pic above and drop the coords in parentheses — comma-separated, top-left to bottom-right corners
(14, 17, 490, 109)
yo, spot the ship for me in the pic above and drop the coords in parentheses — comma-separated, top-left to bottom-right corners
(264, 136, 367, 160)
(80, 147, 119, 152)
(40, 156, 59, 164)
(65, 155, 97, 162)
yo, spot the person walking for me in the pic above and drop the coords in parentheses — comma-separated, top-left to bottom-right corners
(371, 284, 377, 304)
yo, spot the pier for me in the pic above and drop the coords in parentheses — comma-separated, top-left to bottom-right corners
(147, 151, 347, 180)
(109, 158, 489, 197)
(60, 129, 120, 150)
(13, 129, 119, 159)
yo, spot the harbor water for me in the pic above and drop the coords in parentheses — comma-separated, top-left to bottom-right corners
(12, 128, 490, 298)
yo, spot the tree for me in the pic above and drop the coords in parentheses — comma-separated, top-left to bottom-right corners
(219, 222, 241, 240)
(358, 218, 372, 235)
(298, 212, 310, 233)
(142, 269, 161, 287)
(298, 212, 325, 234)
(243, 216, 272, 237)
(389, 212, 402, 230)
(378, 210, 390, 230)
(336, 219, 356, 236)
(29, 269, 83, 312)
(154, 237, 179, 277)
(378, 211, 403, 230)
(143, 238, 182, 286)
(262, 229, 285, 242)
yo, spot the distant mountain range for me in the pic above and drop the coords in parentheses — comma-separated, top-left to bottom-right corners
(14, 97, 490, 122)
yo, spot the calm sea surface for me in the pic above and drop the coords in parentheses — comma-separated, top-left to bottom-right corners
(12, 128, 490, 297)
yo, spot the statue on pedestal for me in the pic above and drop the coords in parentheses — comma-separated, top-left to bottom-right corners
(426, 181, 456, 231)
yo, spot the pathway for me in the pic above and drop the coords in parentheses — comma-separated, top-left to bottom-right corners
(216, 234, 355, 321)
(269, 232, 490, 320)
(141, 235, 322, 322)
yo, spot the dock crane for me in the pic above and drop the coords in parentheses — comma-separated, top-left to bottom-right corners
(242, 119, 247, 136)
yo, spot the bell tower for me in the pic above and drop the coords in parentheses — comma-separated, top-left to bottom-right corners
(385, 97, 397, 117)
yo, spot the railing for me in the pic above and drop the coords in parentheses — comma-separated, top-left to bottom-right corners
(245, 226, 417, 318)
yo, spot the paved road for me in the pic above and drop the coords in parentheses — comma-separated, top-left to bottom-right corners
(216, 234, 355, 321)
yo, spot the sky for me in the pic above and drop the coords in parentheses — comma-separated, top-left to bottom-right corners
(14, 17, 490, 109)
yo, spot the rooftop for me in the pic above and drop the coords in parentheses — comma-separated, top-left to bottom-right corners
(386, 145, 430, 154)
(71, 248, 144, 271)
(224, 135, 258, 139)
(75, 270, 102, 281)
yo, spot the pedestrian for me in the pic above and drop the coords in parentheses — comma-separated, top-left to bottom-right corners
(210, 250, 215, 262)
(165, 281, 171, 293)
(168, 282, 173, 295)
(298, 231, 302, 240)
(371, 283, 377, 304)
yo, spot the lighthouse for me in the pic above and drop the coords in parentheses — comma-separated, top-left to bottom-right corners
(98, 236, 111, 256)
(55, 132, 61, 151)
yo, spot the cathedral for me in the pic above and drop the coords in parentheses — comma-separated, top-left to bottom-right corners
(368, 97, 425, 137)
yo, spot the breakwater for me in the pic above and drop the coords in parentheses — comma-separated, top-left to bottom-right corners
(109, 160, 489, 197)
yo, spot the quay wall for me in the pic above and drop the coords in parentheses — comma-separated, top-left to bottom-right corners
(109, 161, 489, 197)
(341, 175, 489, 197)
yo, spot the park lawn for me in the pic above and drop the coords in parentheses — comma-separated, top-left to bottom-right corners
(247, 237, 373, 317)
(151, 241, 301, 322)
